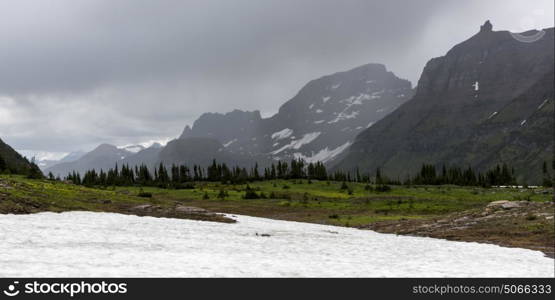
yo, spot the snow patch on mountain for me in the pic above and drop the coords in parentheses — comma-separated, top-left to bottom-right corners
(223, 139, 238, 147)
(293, 141, 352, 163)
(370, 90, 384, 99)
(271, 132, 321, 155)
(537, 98, 549, 110)
(328, 111, 359, 124)
(271, 128, 293, 140)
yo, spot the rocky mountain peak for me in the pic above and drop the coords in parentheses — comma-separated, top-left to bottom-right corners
(172, 63, 413, 165)
(480, 20, 493, 33)
(336, 25, 554, 184)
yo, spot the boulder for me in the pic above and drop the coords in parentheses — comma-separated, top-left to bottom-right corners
(487, 200, 510, 207)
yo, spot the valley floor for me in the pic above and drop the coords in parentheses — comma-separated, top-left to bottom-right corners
(1, 175, 554, 257)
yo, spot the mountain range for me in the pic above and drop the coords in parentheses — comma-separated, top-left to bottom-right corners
(45, 63, 412, 176)
(42, 21, 553, 184)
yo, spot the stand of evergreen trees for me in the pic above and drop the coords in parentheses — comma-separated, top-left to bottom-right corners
(0, 153, 43, 179)
(402, 163, 517, 187)
(62, 158, 538, 189)
(67, 159, 329, 188)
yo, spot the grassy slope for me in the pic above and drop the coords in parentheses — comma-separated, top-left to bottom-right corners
(1, 175, 157, 214)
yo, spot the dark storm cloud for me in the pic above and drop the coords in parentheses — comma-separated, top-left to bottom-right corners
(0, 0, 553, 155)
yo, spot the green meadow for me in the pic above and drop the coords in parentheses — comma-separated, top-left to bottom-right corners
(1, 175, 550, 227)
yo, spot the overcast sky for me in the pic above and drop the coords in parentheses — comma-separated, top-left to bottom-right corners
(0, 0, 553, 159)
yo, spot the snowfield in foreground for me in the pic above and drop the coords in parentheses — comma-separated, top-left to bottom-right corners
(0, 212, 553, 277)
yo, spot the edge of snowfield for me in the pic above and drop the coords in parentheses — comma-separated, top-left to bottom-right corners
(1, 211, 553, 277)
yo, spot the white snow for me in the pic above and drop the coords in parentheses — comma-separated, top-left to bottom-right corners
(314, 120, 325, 124)
(322, 96, 331, 103)
(397, 94, 405, 98)
(223, 139, 238, 147)
(370, 90, 384, 99)
(473, 81, 479, 91)
(487, 112, 498, 119)
(328, 111, 359, 124)
(367, 121, 375, 128)
(315, 109, 323, 113)
(520, 120, 527, 126)
(308, 103, 315, 110)
(331, 83, 341, 89)
(120, 145, 144, 153)
(339, 94, 369, 106)
(538, 98, 549, 110)
(270, 132, 321, 154)
(271, 128, 293, 140)
(294, 141, 352, 163)
(366, 80, 375, 84)
(0, 211, 552, 277)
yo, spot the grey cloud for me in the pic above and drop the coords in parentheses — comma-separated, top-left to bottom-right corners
(0, 0, 553, 153)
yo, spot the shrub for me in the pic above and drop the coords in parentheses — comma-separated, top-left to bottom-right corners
(375, 184, 391, 192)
(243, 185, 260, 199)
(203, 192, 210, 200)
(137, 189, 152, 198)
(174, 182, 195, 189)
(340, 181, 349, 190)
(217, 189, 228, 200)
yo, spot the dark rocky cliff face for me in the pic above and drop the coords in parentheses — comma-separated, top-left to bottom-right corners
(177, 63, 413, 164)
(160, 137, 269, 168)
(336, 22, 554, 184)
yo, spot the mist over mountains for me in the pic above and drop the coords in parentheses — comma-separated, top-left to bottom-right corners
(40, 22, 554, 184)
(45, 63, 412, 176)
